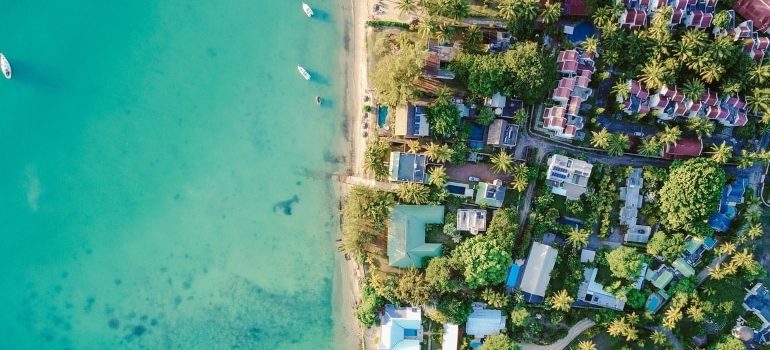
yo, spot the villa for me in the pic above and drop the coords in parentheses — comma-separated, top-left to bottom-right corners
(544, 50, 595, 140)
(575, 249, 626, 311)
(475, 180, 506, 208)
(423, 41, 458, 80)
(546, 154, 593, 200)
(387, 205, 444, 268)
(646, 265, 675, 290)
(456, 209, 487, 235)
(619, 168, 653, 244)
(484, 92, 524, 118)
(733, 283, 770, 347)
(394, 103, 429, 138)
(709, 178, 748, 232)
(519, 242, 559, 304)
(661, 138, 703, 159)
(466, 303, 506, 341)
(389, 152, 427, 183)
(379, 305, 423, 350)
(618, 80, 651, 115)
(735, 0, 770, 33)
(486, 119, 519, 148)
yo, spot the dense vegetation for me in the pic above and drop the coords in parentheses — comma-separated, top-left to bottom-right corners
(659, 158, 726, 235)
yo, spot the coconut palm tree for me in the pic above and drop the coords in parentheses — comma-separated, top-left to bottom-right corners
(657, 125, 681, 146)
(747, 88, 770, 114)
(405, 139, 421, 153)
(462, 25, 483, 53)
(687, 53, 710, 73)
(396, 183, 431, 204)
(709, 264, 728, 280)
(638, 137, 662, 157)
(686, 118, 714, 139)
(639, 61, 670, 90)
(566, 227, 590, 250)
(428, 166, 448, 187)
(662, 307, 682, 330)
(612, 81, 630, 101)
(517, 0, 541, 22)
(481, 288, 509, 308)
(650, 331, 668, 346)
(711, 35, 735, 61)
(424, 142, 453, 163)
(747, 224, 764, 240)
(687, 303, 705, 323)
(490, 150, 514, 174)
(737, 149, 756, 169)
(582, 36, 599, 54)
(497, 0, 516, 21)
(364, 138, 391, 180)
(513, 109, 529, 125)
(749, 64, 770, 86)
(731, 249, 754, 269)
(417, 17, 437, 43)
(607, 133, 630, 156)
(590, 128, 611, 149)
(434, 87, 452, 105)
(681, 29, 707, 51)
(510, 163, 529, 192)
(709, 141, 733, 164)
(576, 340, 597, 350)
(547, 289, 574, 312)
(682, 79, 705, 101)
(592, 6, 618, 30)
(700, 62, 725, 84)
(396, 0, 417, 16)
(718, 241, 737, 255)
(541, 1, 561, 25)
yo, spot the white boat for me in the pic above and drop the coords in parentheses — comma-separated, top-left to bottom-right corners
(0, 53, 11, 79)
(297, 65, 311, 80)
(302, 3, 314, 17)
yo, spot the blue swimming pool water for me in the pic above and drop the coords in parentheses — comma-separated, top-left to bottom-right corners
(446, 184, 466, 195)
(569, 22, 596, 43)
(404, 329, 417, 337)
(468, 123, 485, 149)
(378, 106, 388, 127)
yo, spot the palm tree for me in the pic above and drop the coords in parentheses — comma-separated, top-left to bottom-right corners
(416, 17, 437, 43)
(713, 10, 731, 29)
(428, 166, 448, 187)
(513, 109, 529, 125)
(448, 0, 470, 20)
(687, 304, 705, 323)
(396, 183, 431, 204)
(731, 249, 754, 269)
(541, 1, 561, 25)
(662, 307, 682, 330)
(749, 64, 770, 86)
(747, 224, 764, 240)
(566, 227, 590, 250)
(592, 6, 618, 30)
(709, 141, 733, 164)
(547, 289, 574, 312)
(434, 87, 452, 105)
(709, 264, 728, 280)
(680, 29, 707, 51)
(700, 62, 725, 84)
(396, 32, 412, 50)
(497, 0, 516, 21)
(582, 36, 598, 54)
(405, 139, 421, 153)
(462, 25, 482, 53)
(612, 81, 630, 101)
(682, 79, 705, 101)
(510, 163, 529, 192)
(607, 133, 630, 156)
(590, 128, 611, 149)
(396, 0, 417, 16)
(686, 118, 714, 139)
(718, 241, 737, 255)
(737, 149, 756, 169)
(517, 0, 541, 22)
(424, 142, 453, 163)
(711, 35, 734, 61)
(490, 150, 514, 174)
(747, 88, 770, 114)
(650, 331, 668, 346)
(638, 137, 662, 157)
(639, 61, 670, 90)
(364, 138, 391, 180)
(481, 288, 509, 308)
(575, 340, 597, 350)
(657, 125, 682, 146)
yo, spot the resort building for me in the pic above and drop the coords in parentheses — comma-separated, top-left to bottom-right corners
(661, 138, 703, 159)
(619, 168, 653, 244)
(734, 283, 770, 346)
(466, 303, 506, 341)
(546, 155, 593, 200)
(486, 119, 519, 149)
(423, 41, 458, 80)
(575, 249, 626, 311)
(545, 50, 594, 140)
(379, 305, 423, 350)
(484, 92, 524, 118)
(475, 180, 506, 208)
(709, 178, 748, 232)
(681, 236, 717, 266)
(456, 209, 487, 235)
(519, 242, 559, 304)
(394, 103, 429, 138)
(389, 152, 428, 183)
(441, 323, 459, 350)
(618, 80, 651, 115)
(646, 265, 675, 290)
(735, 0, 770, 33)
(387, 205, 444, 268)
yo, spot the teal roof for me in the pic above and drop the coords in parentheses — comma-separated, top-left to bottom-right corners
(646, 267, 674, 289)
(388, 205, 444, 268)
(672, 258, 695, 277)
(474, 182, 506, 207)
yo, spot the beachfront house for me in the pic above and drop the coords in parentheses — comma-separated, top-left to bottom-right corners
(709, 178, 748, 232)
(387, 205, 444, 268)
(456, 209, 487, 235)
(389, 152, 427, 184)
(475, 180, 506, 208)
(394, 103, 429, 138)
(519, 242, 559, 304)
(423, 41, 458, 80)
(379, 305, 423, 350)
(546, 155, 593, 200)
(466, 303, 506, 341)
(486, 119, 519, 149)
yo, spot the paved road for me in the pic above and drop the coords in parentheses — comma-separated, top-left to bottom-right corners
(519, 319, 596, 350)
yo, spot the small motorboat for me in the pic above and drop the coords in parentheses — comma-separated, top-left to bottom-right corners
(316, 96, 321, 105)
(0, 53, 11, 79)
(297, 65, 311, 80)
(302, 3, 314, 17)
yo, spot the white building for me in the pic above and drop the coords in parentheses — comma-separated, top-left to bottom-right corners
(379, 305, 423, 350)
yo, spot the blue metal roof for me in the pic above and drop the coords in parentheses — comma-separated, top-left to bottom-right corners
(505, 264, 522, 289)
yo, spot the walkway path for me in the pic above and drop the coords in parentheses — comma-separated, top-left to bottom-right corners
(519, 319, 595, 350)
(648, 326, 685, 350)
(341, 175, 399, 191)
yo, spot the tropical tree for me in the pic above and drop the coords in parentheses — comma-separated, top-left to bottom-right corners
(607, 247, 644, 280)
(749, 64, 770, 86)
(372, 45, 427, 106)
(513, 109, 529, 124)
(454, 235, 513, 288)
(510, 163, 529, 192)
(737, 149, 756, 169)
(428, 166, 448, 187)
(607, 133, 630, 156)
(700, 62, 725, 84)
(546, 289, 574, 312)
(575, 340, 597, 350)
(541, 1, 562, 25)
(396, 183, 431, 204)
(395, 268, 432, 305)
(490, 150, 514, 174)
(657, 125, 681, 146)
(659, 158, 726, 233)
(590, 128, 611, 149)
(686, 117, 714, 139)
(663, 306, 683, 330)
(396, 0, 417, 16)
(462, 25, 483, 54)
(639, 60, 671, 90)
(416, 17, 437, 43)
(364, 138, 391, 180)
(638, 137, 662, 157)
(481, 288, 509, 309)
(682, 79, 705, 101)
(709, 142, 733, 164)
(405, 139, 421, 153)
(592, 6, 618, 30)
(428, 98, 460, 138)
(424, 142, 454, 163)
(479, 334, 514, 350)
(566, 227, 590, 250)
(425, 256, 457, 292)
(718, 241, 737, 255)
(747, 88, 770, 114)
(650, 331, 668, 346)
(582, 36, 598, 55)
(747, 224, 764, 240)
(713, 10, 731, 29)
(497, 0, 516, 21)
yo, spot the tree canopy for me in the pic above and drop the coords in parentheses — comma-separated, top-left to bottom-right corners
(453, 235, 513, 288)
(607, 247, 645, 280)
(659, 159, 725, 234)
(371, 44, 427, 107)
(479, 334, 519, 350)
(427, 99, 460, 138)
(646, 232, 687, 262)
(425, 256, 458, 293)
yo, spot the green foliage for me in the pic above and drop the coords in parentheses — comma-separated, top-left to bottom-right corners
(422, 0, 470, 19)
(646, 232, 686, 262)
(510, 307, 531, 327)
(363, 138, 390, 180)
(432, 295, 472, 324)
(427, 99, 461, 138)
(366, 20, 411, 29)
(481, 288, 509, 308)
(396, 183, 431, 204)
(476, 107, 495, 126)
(625, 289, 645, 309)
(425, 256, 458, 293)
(606, 247, 644, 280)
(453, 235, 513, 288)
(356, 277, 385, 327)
(671, 275, 698, 297)
(710, 335, 746, 350)
(371, 44, 426, 107)
(486, 208, 518, 250)
(450, 42, 557, 104)
(659, 159, 726, 234)
(395, 268, 432, 305)
(341, 186, 394, 257)
(479, 334, 517, 350)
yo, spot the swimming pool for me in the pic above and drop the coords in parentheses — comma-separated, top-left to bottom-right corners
(568, 21, 596, 43)
(378, 106, 388, 127)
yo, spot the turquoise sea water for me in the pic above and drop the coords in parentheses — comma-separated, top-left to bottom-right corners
(0, 1, 351, 349)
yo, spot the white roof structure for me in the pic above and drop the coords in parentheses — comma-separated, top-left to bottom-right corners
(441, 323, 459, 350)
(577, 267, 625, 311)
(580, 249, 596, 263)
(520, 242, 558, 304)
(466, 303, 506, 338)
(546, 155, 593, 200)
(379, 305, 422, 350)
(485, 92, 507, 109)
(456, 209, 487, 234)
(619, 168, 653, 243)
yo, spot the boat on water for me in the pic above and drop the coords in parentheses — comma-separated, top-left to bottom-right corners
(297, 65, 311, 80)
(302, 3, 314, 17)
(0, 53, 11, 79)
(316, 96, 321, 105)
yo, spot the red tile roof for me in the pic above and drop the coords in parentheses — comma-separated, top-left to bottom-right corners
(553, 87, 572, 100)
(663, 138, 703, 159)
(558, 50, 579, 63)
(567, 96, 581, 115)
(564, 0, 586, 16)
(701, 90, 719, 106)
(563, 124, 577, 136)
(735, 113, 748, 126)
(575, 76, 591, 88)
(557, 61, 579, 73)
(735, 0, 770, 32)
(558, 78, 576, 89)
